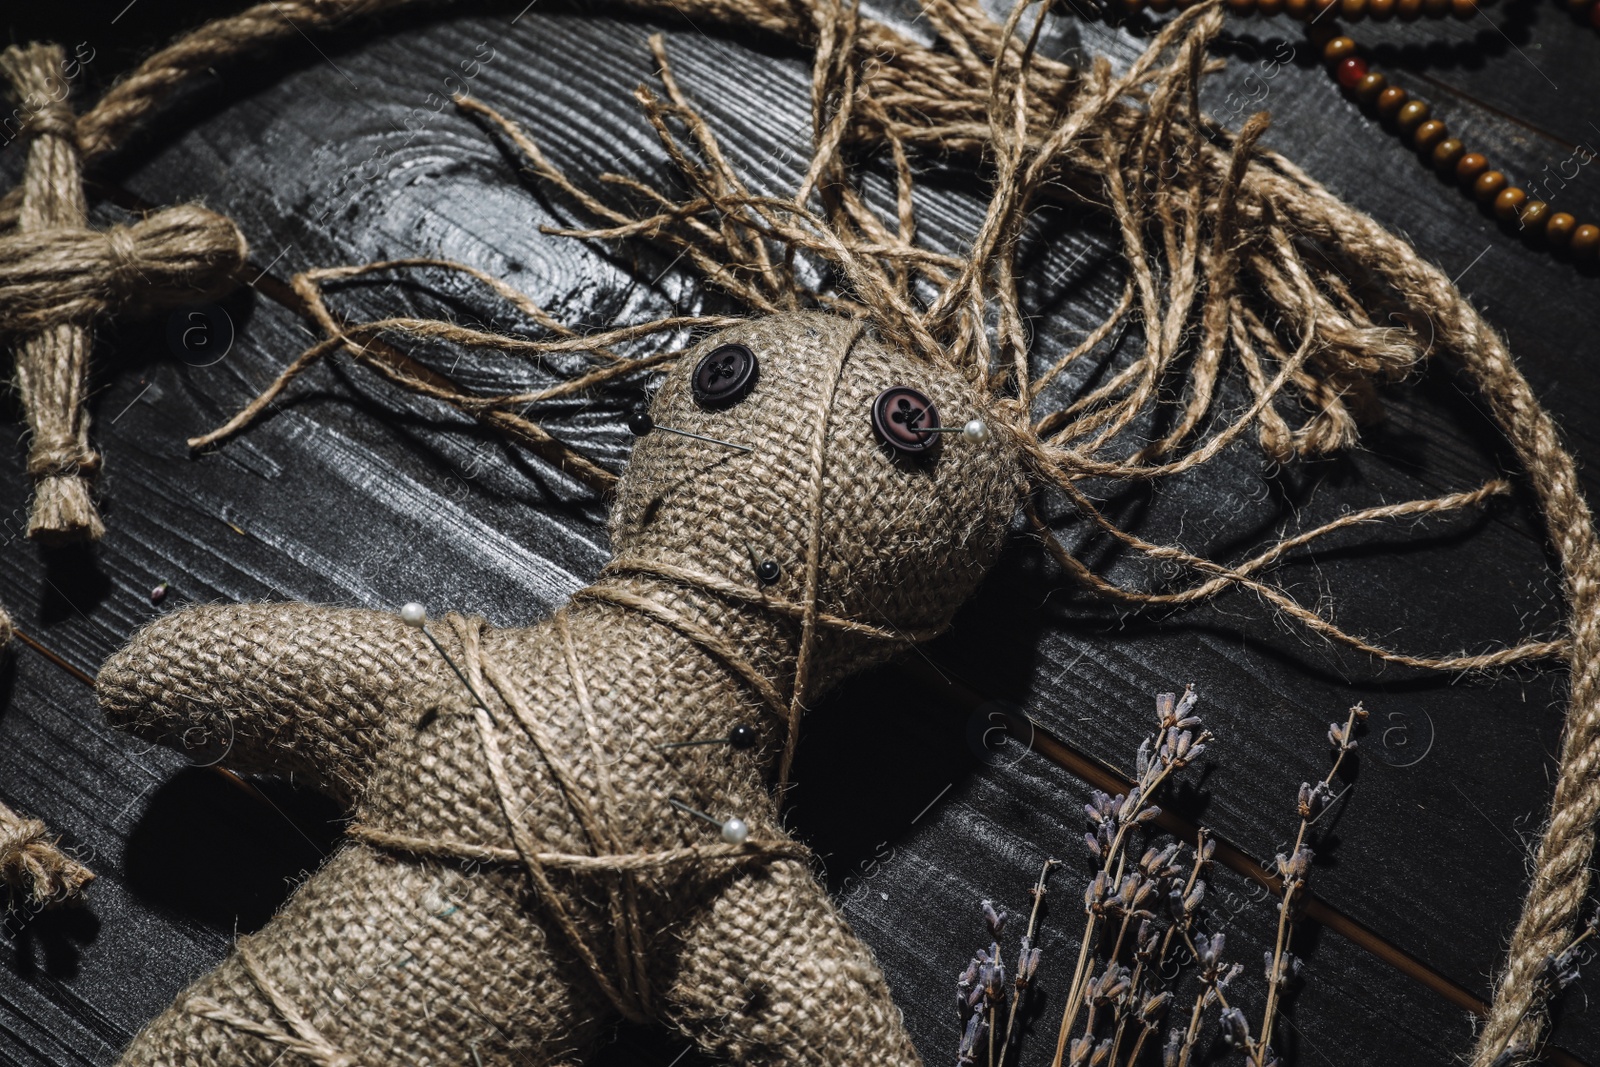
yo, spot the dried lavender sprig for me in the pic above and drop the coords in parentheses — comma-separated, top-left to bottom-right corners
(1049, 686, 1213, 1067)
(1172, 925, 1247, 1067)
(1256, 702, 1367, 1059)
(995, 858, 1059, 1067)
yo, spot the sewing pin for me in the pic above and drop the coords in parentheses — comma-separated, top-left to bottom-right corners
(668, 798, 750, 844)
(399, 602, 492, 714)
(628, 408, 752, 453)
(657, 724, 760, 751)
(911, 418, 991, 443)
(746, 545, 782, 585)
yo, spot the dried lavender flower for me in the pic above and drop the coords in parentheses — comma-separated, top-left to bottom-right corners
(1547, 946, 1584, 990)
(1297, 780, 1332, 819)
(1197, 931, 1226, 970)
(1219, 1006, 1251, 1047)
(956, 1011, 986, 1065)
(1275, 844, 1315, 884)
(984, 900, 1008, 938)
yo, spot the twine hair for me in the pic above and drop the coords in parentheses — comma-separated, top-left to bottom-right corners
(9, 0, 1597, 1061)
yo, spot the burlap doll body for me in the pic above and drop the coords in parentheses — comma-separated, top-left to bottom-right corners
(98, 312, 1022, 1065)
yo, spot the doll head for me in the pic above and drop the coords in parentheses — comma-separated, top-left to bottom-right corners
(609, 311, 1022, 691)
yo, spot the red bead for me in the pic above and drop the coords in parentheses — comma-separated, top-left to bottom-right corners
(1335, 57, 1369, 90)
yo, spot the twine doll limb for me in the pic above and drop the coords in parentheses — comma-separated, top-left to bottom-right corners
(99, 603, 444, 804)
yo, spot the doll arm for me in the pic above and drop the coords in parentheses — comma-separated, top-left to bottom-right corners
(664, 857, 924, 1065)
(98, 602, 443, 803)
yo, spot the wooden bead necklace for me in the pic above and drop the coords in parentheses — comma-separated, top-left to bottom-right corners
(1088, 0, 1599, 266)
(1315, 30, 1600, 263)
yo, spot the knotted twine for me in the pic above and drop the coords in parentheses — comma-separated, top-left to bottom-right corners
(0, 42, 248, 544)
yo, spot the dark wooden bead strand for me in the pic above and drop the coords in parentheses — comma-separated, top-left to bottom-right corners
(1317, 33, 1600, 263)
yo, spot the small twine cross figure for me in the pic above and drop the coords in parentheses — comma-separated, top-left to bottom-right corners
(0, 42, 248, 544)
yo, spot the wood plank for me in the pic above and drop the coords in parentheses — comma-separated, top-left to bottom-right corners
(90, 5, 1598, 1058)
(0, 3, 1597, 1064)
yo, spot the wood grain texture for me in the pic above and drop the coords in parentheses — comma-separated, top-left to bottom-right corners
(1, 2, 1598, 1064)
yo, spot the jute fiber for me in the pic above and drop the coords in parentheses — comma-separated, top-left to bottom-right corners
(0, 41, 243, 906)
(98, 312, 1021, 1065)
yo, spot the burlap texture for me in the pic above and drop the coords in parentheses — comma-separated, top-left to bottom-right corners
(98, 311, 1021, 1065)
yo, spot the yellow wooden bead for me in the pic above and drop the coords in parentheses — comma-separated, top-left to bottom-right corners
(1431, 138, 1465, 171)
(1397, 99, 1432, 134)
(1493, 187, 1527, 223)
(1573, 224, 1600, 258)
(1412, 119, 1448, 153)
(1472, 170, 1507, 204)
(1547, 212, 1578, 246)
(1375, 86, 1409, 119)
(1455, 152, 1489, 185)
(1323, 38, 1358, 62)
(1519, 200, 1550, 234)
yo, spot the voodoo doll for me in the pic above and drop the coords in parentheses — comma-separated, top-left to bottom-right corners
(99, 312, 1021, 1065)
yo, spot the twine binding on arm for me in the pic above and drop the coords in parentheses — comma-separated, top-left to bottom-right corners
(185, 939, 361, 1067)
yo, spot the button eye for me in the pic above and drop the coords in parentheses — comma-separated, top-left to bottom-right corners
(692, 343, 759, 408)
(871, 386, 941, 454)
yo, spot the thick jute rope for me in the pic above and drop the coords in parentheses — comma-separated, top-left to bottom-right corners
(41, 1, 1600, 1062)
(0, 43, 248, 544)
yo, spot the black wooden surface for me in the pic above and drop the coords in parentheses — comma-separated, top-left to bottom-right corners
(2, 2, 1599, 1065)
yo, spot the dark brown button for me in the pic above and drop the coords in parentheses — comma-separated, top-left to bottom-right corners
(871, 386, 940, 454)
(692, 343, 759, 407)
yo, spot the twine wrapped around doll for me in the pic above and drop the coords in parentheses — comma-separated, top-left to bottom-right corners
(8, 1, 1596, 1063)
